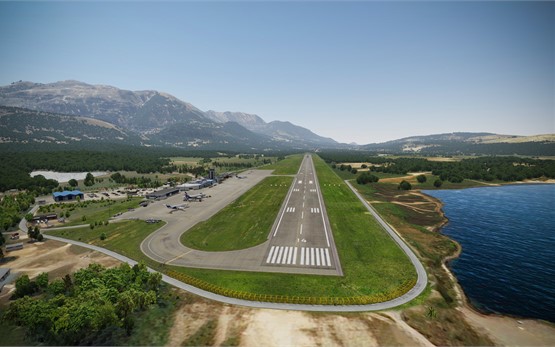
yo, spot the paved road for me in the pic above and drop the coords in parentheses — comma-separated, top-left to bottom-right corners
(262, 154, 342, 276)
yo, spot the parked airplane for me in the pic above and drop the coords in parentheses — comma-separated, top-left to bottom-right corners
(184, 192, 207, 202)
(236, 175, 246, 179)
(165, 203, 188, 211)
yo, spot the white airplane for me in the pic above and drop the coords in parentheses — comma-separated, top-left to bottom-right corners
(236, 175, 247, 179)
(165, 203, 189, 212)
(184, 192, 207, 202)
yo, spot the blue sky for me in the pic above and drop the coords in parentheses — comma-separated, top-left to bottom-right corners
(0, 1, 553, 144)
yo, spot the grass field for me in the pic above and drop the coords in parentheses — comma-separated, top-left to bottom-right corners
(49, 154, 417, 299)
(44, 198, 145, 226)
(181, 176, 292, 251)
(264, 154, 304, 175)
(48, 220, 162, 260)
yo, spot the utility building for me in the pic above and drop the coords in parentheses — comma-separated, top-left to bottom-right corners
(53, 190, 84, 202)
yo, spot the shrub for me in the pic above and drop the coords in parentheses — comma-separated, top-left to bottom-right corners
(398, 180, 412, 190)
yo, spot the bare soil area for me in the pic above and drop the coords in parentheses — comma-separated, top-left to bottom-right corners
(0, 239, 120, 306)
(166, 295, 434, 347)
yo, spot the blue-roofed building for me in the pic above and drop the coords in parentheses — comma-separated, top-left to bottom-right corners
(53, 190, 84, 202)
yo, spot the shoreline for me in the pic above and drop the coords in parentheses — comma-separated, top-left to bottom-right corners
(418, 186, 554, 325)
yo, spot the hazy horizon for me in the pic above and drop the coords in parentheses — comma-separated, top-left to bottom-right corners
(0, 2, 553, 144)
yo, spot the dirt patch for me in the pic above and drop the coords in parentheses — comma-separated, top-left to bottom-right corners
(0, 239, 120, 307)
(461, 306, 555, 346)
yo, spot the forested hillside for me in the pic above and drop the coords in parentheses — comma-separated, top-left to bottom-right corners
(319, 152, 555, 183)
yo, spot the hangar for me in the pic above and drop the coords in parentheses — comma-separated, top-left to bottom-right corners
(53, 190, 84, 202)
(146, 187, 180, 200)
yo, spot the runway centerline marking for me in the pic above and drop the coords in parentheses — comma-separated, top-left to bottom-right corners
(272, 176, 298, 237)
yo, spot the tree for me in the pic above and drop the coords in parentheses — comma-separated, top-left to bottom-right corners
(0, 232, 5, 247)
(36, 233, 44, 242)
(13, 274, 38, 298)
(68, 179, 78, 187)
(433, 179, 443, 188)
(36, 272, 49, 290)
(28, 226, 40, 241)
(25, 213, 33, 222)
(351, 168, 358, 174)
(100, 233, 106, 241)
(361, 164, 368, 169)
(398, 180, 412, 190)
(84, 173, 95, 187)
(416, 175, 427, 183)
(357, 172, 379, 185)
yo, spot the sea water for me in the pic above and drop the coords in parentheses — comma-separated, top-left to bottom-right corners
(424, 184, 555, 322)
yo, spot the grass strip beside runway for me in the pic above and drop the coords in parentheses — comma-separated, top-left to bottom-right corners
(264, 154, 304, 175)
(181, 176, 293, 251)
(48, 220, 163, 260)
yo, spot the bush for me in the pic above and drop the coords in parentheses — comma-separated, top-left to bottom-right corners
(416, 175, 427, 183)
(100, 233, 107, 241)
(398, 180, 412, 190)
(357, 172, 379, 185)
(434, 179, 443, 188)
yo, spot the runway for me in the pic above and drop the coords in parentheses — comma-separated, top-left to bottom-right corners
(133, 155, 341, 276)
(262, 154, 342, 275)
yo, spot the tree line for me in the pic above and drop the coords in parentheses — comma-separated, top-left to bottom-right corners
(0, 192, 35, 231)
(320, 153, 555, 183)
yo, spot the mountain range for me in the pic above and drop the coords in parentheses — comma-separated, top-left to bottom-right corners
(0, 80, 553, 155)
(0, 80, 338, 150)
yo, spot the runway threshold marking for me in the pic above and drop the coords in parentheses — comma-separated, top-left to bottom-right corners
(265, 246, 332, 267)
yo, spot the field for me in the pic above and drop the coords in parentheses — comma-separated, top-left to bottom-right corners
(48, 220, 163, 261)
(169, 155, 278, 173)
(263, 154, 304, 175)
(41, 197, 145, 226)
(181, 176, 292, 251)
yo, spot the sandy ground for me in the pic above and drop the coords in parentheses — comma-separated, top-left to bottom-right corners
(461, 307, 555, 346)
(167, 295, 434, 347)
